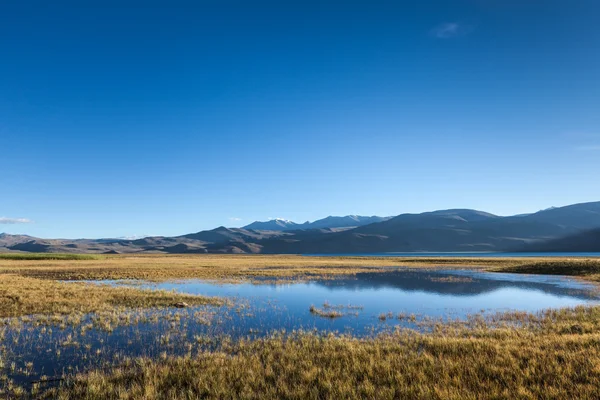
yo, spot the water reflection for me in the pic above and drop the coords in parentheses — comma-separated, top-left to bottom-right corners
(312, 270, 597, 298)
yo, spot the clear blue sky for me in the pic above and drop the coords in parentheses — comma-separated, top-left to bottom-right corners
(1, 0, 599, 239)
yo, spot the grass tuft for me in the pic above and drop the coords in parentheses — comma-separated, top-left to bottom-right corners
(309, 305, 344, 318)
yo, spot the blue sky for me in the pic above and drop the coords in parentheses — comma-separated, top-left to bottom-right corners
(1, 0, 599, 238)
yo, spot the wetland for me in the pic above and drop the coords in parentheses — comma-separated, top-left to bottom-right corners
(2, 254, 600, 398)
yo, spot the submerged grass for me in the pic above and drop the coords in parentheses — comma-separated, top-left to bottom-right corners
(42, 306, 600, 400)
(309, 305, 344, 319)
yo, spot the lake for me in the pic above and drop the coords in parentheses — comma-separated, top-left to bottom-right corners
(305, 252, 600, 257)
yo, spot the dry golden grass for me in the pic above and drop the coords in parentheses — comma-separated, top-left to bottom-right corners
(1, 253, 599, 282)
(0, 254, 404, 282)
(43, 307, 600, 400)
(0, 274, 222, 318)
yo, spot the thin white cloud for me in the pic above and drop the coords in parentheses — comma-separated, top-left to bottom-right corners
(228, 217, 242, 222)
(430, 22, 471, 39)
(0, 217, 33, 224)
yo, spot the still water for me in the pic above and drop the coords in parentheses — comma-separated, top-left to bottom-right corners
(149, 268, 599, 329)
(305, 252, 600, 257)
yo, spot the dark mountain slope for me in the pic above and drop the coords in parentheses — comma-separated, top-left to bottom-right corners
(267, 204, 600, 253)
(519, 201, 600, 230)
(182, 227, 285, 244)
(520, 229, 600, 252)
(424, 209, 500, 222)
(302, 215, 390, 230)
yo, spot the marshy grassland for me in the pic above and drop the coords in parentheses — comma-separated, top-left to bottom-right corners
(2, 254, 600, 398)
(1, 254, 599, 318)
(43, 306, 600, 399)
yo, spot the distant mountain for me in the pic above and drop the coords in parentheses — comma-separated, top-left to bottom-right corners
(0, 233, 35, 247)
(424, 209, 500, 222)
(242, 219, 300, 231)
(256, 203, 600, 253)
(302, 215, 390, 230)
(242, 215, 390, 231)
(519, 202, 600, 230)
(519, 228, 600, 252)
(3, 201, 600, 254)
(179, 227, 288, 253)
(305, 203, 600, 253)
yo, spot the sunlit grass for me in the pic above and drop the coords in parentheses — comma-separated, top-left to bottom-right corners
(0, 274, 222, 318)
(1, 253, 599, 283)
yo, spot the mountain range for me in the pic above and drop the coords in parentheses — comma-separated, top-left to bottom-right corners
(2, 201, 600, 254)
(242, 215, 391, 231)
